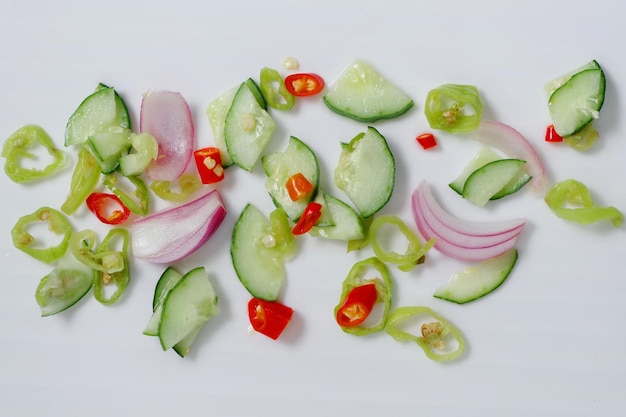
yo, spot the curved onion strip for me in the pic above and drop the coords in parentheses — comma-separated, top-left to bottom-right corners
(416, 185, 524, 248)
(411, 181, 525, 261)
(472, 120, 546, 194)
(131, 190, 226, 264)
(140, 90, 194, 181)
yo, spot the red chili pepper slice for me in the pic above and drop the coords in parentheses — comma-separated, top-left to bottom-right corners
(285, 172, 314, 202)
(284, 73, 325, 97)
(416, 133, 438, 150)
(545, 124, 563, 142)
(248, 297, 294, 340)
(194, 147, 225, 184)
(291, 202, 322, 235)
(85, 192, 131, 225)
(336, 283, 378, 328)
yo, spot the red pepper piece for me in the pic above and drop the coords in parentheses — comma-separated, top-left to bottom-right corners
(336, 283, 378, 328)
(85, 192, 131, 225)
(416, 133, 438, 150)
(284, 73, 325, 97)
(248, 297, 294, 340)
(545, 124, 563, 142)
(285, 172, 314, 202)
(291, 202, 322, 235)
(194, 147, 225, 184)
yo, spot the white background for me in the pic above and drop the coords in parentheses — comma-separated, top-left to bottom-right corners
(1, 1, 625, 416)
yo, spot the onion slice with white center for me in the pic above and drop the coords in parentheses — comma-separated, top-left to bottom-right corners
(131, 190, 226, 264)
(141, 90, 194, 181)
(472, 120, 546, 194)
(411, 181, 526, 262)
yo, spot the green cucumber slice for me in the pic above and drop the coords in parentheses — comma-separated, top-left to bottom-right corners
(434, 248, 518, 304)
(206, 86, 237, 167)
(309, 194, 365, 241)
(262, 136, 320, 221)
(157, 267, 219, 351)
(544, 60, 601, 96)
(143, 267, 184, 337)
(231, 204, 297, 301)
(35, 252, 93, 317)
(548, 67, 606, 136)
(450, 147, 531, 201)
(449, 146, 502, 195)
(462, 159, 526, 206)
(334, 126, 395, 218)
(172, 326, 203, 358)
(85, 127, 132, 174)
(224, 82, 276, 172)
(119, 133, 158, 177)
(323, 60, 414, 122)
(65, 86, 131, 147)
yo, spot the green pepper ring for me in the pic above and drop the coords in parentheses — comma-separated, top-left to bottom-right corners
(11, 206, 73, 264)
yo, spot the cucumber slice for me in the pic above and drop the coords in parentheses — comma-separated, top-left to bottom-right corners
(544, 60, 601, 96)
(158, 267, 219, 351)
(450, 147, 531, 201)
(309, 194, 365, 241)
(262, 136, 320, 221)
(434, 248, 518, 304)
(334, 126, 395, 218)
(172, 326, 202, 358)
(462, 159, 526, 207)
(311, 191, 335, 227)
(548, 67, 606, 136)
(85, 127, 132, 174)
(449, 146, 502, 195)
(65, 86, 131, 147)
(35, 251, 93, 317)
(231, 204, 296, 301)
(143, 267, 184, 337)
(206, 86, 237, 167)
(224, 82, 276, 172)
(323, 60, 414, 122)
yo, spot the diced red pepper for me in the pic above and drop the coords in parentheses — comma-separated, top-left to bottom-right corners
(545, 124, 563, 142)
(336, 283, 378, 328)
(291, 202, 322, 235)
(416, 133, 438, 150)
(194, 147, 225, 184)
(284, 73, 325, 97)
(248, 297, 294, 340)
(85, 192, 131, 225)
(285, 172, 314, 202)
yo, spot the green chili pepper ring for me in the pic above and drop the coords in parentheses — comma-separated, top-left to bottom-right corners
(11, 207, 73, 264)
(334, 257, 393, 336)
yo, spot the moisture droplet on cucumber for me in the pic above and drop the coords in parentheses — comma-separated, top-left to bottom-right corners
(433, 248, 518, 304)
(323, 60, 414, 122)
(334, 126, 395, 218)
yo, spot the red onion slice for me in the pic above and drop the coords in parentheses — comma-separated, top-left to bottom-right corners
(472, 120, 546, 194)
(131, 190, 226, 264)
(411, 181, 526, 261)
(140, 90, 194, 181)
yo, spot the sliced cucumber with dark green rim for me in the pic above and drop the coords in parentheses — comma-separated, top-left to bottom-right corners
(309, 194, 365, 241)
(144, 267, 184, 337)
(548, 66, 606, 137)
(158, 267, 219, 351)
(462, 159, 527, 207)
(323, 60, 413, 122)
(450, 146, 531, 201)
(85, 127, 132, 174)
(334, 126, 395, 218)
(65, 86, 131, 147)
(434, 248, 518, 304)
(231, 204, 297, 301)
(262, 136, 320, 221)
(224, 82, 276, 171)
